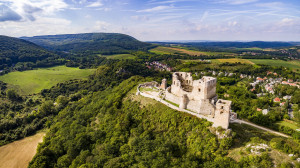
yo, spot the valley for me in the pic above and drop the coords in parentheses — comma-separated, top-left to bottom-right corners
(1, 0, 300, 167)
(0, 33, 299, 168)
(0, 66, 95, 95)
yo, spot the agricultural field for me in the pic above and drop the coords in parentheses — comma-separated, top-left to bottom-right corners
(249, 59, 300, 71)
(212, 58, 255, 64)
(149, 46, 234, 56)
(0, 66, 95, 95)
(101, 54, 136, 59)
(0, 132, 45, 168)
(149, 46, 179, 54)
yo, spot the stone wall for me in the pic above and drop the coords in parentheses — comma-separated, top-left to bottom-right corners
(165, 88, 181, 105)
(171, 72, 217, 101)
(213, 99, 231, 129)
(138, 72, 232, 129)
(137, 88, 214, 123)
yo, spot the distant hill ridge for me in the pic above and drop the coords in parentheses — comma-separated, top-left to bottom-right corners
(0, 35, 57, 70)
(21, 33, 154, 55)
(152, 41, 293, 48)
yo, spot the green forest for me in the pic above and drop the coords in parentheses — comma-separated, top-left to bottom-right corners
(0, 33, 300, 167)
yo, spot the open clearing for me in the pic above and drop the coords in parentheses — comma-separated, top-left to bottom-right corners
(0, 132, 45, 168)
(149, 46, 234, 56)
(213, 58, 255, 64)
(101, 54, 136, 59)
(149, 46, 179, 54)
(249, 59, 300, 71)
(275, 120, 300, 130)
(0, 66, 95, 95)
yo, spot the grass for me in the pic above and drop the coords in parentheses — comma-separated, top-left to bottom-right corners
(101, 54, 136, 60)
(230, 123, 281, 148)
(0, 66, 95, 95)
(0, 132, 45, 168)
(275, 120, 300, 130)
(248, 59, 300, 71)
(139, 87, 159, 92)
(149, 46, 179, 55)
(228, 123, 295, 164)
(164, 99, 179, 107)
(227, 145, 293, 165)
(213, 58, 255, 64)
(149, 46, 235, 56)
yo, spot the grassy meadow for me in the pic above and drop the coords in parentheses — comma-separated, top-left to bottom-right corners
(249, 59, 300, 71)
(0, 66, 95, 95)
(101, 54, 136, 60)
(149, 46, 234, 56)
(212, 58, 255, 64)
(275, 120, 300, 130)
(149, 46, 179, 54)
(209, 58, 300, 71)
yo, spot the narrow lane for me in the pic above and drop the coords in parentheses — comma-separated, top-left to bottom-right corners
(232, 119, 291, 138)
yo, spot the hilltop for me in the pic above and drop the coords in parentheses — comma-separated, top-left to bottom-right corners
(21, 33, 154, 55)
(152, 41, 294, 49)
(0, 35, 58, 71)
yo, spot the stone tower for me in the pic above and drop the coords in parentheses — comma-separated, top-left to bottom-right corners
(213, 99, 232, 129)
(179, 94, 188, 109)
(160, 78, 167, 90)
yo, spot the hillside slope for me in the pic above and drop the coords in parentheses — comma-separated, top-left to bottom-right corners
(21, 33, 154, 55)
(29, 76, 236, 167)
(0, 35, 58, 70)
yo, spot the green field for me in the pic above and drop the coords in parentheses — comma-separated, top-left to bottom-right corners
(249, 59, 300, 71)
(212, 58, 255, 64)
(149, 46, 234, 56)
(0, 66, 95, 95)
(275, 121, 299, 130)
(101, 54, 136, 59)
(149, 46, 179, 54)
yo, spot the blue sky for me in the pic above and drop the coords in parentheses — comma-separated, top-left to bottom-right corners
(0, 0, 299, 41)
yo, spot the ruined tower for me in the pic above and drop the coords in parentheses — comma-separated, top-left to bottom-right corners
(179, 94, 188, 109)
(160, 78, 167, 90)
(163, 72, 232, 129)
(213, 99, 232, 129)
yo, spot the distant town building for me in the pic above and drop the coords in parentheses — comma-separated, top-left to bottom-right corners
(283, 95, 292, 100)
(274, 97, 281, 102)
(262, 109, 269, 115)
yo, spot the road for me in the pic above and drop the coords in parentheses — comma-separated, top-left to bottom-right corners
(231, 119, 291, 138)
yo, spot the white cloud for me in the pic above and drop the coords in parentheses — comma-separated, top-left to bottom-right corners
(95, 8, 112, 11)
(0, 0, 68, 21)
(148, 0, 198, 5)
(228, 21, 237, 26)
(93, 21, 110, 31)
(216, 0, 259, 5)
(137, 5, 173, 12)
(0, 4, 23, 21)
(0, 16, 72, 37)
(131, 15, 150, 21)
(86, 1, 103, 8)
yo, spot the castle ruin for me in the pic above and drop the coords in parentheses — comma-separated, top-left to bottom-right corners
(164, 72, 232, 129)
(137, 72, 233, 129)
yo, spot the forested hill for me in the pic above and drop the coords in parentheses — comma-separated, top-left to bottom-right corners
(21, 33, 154, 55)
(153, 41, 293, 48)
(0, 35, 58, 70)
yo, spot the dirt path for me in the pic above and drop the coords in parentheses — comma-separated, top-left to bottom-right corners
(0, 132, 45, 168)
(232, 119, 290, 138)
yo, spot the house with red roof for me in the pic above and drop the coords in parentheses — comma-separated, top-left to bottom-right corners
(274, 97, 280, 102)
